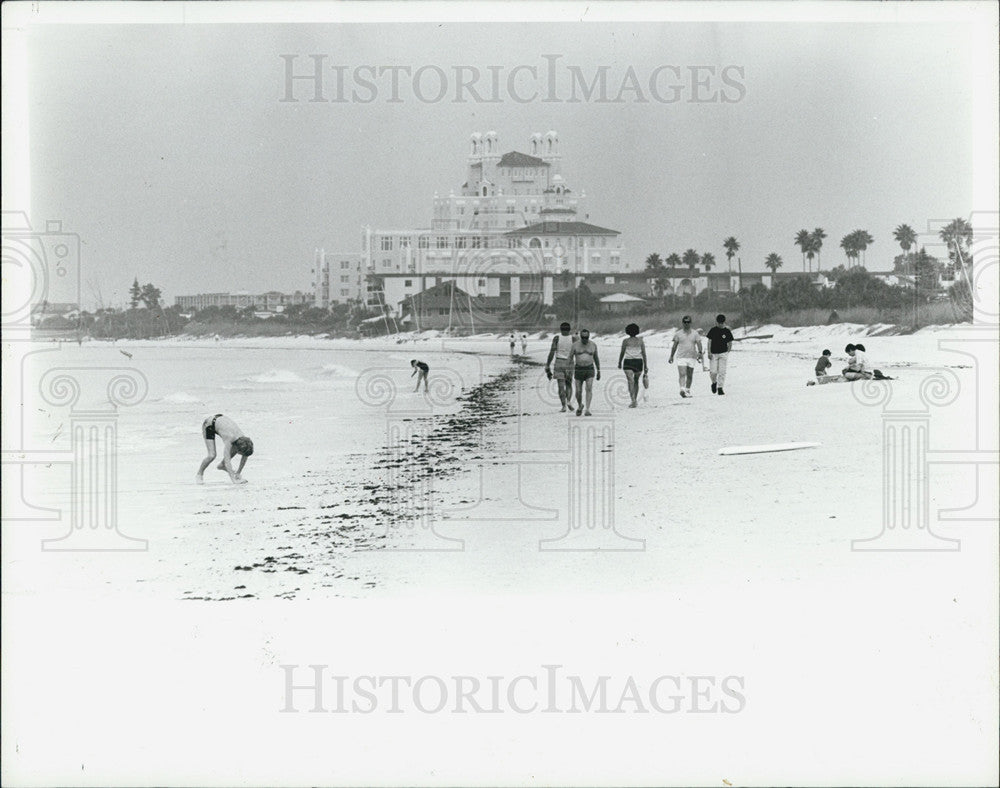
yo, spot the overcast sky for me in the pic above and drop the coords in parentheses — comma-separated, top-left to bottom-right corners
(15, 8, 993, 307)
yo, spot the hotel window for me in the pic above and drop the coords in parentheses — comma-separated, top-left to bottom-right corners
(506, 205, 515, 214)
(400, 237, 411, 248)
(341, 261, 350, 269)
(340, 289, 348, 296)
(418, 236, 429, 249)
(611, 255, 621, 266)
(471, 237, 482, 249)
(456, 236, 467, 249)
(436, 236, 449, 249)
(341, 275, 349, 283)
(380, 237, 393, 251)
(382, 258, 391, 268)
(601, 238, 607, 247)
(404, 279, 413, 287)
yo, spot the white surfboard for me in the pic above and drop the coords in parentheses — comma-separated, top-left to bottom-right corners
(719, 441, 821, 456)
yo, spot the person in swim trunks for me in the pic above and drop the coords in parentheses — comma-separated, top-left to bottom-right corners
(617, 323, 648, 408)
(570, 328, 601, 416)
(411, 359, 430, 392)
(197, 413, 253, 484)
(545, 321, 575, 412)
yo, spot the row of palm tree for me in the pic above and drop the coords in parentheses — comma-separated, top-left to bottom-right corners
(645, 216, 973, 285)
(644, 249, 719, 274)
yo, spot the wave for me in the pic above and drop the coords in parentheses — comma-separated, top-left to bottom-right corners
(245, 369, 305, 384)
(159, 392, 201, 404)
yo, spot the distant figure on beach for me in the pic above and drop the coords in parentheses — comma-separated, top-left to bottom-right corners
(827, 310, 840, 325)
(545, 322, 575, 412)
(214, 333, 220, 342)
(508, 331, 517, 357)
(410, 359, 430, 392)
(197, 414, 253, 484)
(668, 316, 704, 397)
(706, 313, 734, 395)
(815, 349, 833, 378)
(520, 333, 528, 355)
(570, 328, 601, 416)
(617, 323, 648, 408)
(842, 343, 873, 380)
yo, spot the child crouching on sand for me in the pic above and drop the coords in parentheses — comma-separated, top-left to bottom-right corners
(815, 349, 832, 378)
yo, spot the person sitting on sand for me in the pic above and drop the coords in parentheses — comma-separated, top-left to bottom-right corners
(617, 323, 648, 408)
(570, 328, 601, 416)
(411, 359, 430, 393)
(668, 316, 704, 397)
(197, 414, 253, 484)
(842, 344, 873, 380)
(815, 349, 833, 378)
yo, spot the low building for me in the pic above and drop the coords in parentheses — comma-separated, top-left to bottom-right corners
(30, 302, 80, 325)
(599, 293, 648, 313)
(174, 290, 309, 312)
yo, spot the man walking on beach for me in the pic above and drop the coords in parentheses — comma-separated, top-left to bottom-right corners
(520, 332, 528, 355)
(705, 313, 734, 395)
(545, 322, 575, 412)
(570, 328, 601, 416)
(509, 331, 517, 357)
(668, 315, 704, 397)
(197, 413, 254, 484)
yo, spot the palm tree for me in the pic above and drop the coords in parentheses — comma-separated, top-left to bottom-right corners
(764, 253, 783, 273)
(794, 229, 810, 271)
(811, 228, 827, 271)
(893, 224, 918, 271)
(840, 234, 855, 266)
(852, 230, 874, 267)
(644, 252, 664, 273)
(701, 252, 717, 272)
(723, 236, 740, 273)
(665, 252, 682, 270)
(682, 248, 700, 273)
(939, 218, 973, 280)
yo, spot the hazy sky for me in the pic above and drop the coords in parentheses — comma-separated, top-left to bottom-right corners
(18, 11, 989, 307)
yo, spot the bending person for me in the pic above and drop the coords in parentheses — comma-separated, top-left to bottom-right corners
(197, 413, 253, 484)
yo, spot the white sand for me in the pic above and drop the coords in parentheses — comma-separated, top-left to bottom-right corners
(3, 325, 997, 785)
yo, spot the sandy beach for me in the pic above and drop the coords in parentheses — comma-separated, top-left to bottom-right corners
(3, 324, 996, 785)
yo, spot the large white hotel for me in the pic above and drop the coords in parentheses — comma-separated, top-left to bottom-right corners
(312, 131, 632, 315)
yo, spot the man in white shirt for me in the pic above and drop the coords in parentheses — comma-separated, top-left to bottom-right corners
(545, 322, 575, 412)
(668, 315, 704, 397)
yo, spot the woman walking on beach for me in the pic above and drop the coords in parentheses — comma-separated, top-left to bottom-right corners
(617, 323, 648, 408)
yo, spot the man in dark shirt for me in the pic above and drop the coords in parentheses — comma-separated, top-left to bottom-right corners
(705, 314, 735, 395)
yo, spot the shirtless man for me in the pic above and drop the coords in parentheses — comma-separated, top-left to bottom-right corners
(197, 413, 253, 484)
(411, 359, 430, 392)
(545, 322, 575, 412)
(668, 315, 704, 397)
(570, 328, 601, 416)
